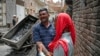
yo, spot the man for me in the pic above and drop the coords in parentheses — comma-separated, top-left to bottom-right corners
(12, 15, 18, 26)
(33, 8, 55, 56)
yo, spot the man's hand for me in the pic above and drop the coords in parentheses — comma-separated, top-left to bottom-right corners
(37, 42, 43, 51)
(46, 52, 53, 56)
(36, 42, 52, 56)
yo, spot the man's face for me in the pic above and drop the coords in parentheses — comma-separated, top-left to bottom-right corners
(13, 16, 16, 18)
(39, 11, 49, 23)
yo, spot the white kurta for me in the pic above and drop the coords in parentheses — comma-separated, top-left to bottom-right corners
(53, 32, 74, 56)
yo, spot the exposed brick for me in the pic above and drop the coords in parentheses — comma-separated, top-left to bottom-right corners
(96, 26, 100, 34)
(94, 40, 100, 48)
(90, 25, 96, 32)
(86, 0, 93, 4)
(90, 20, 96, 25)
(96, 19, 100, 26)
(96, 0, 100, 6)
(97, 13, 100, 18)
(73, 0, 100, 56)
(95, 33, 100, 41)
(93, 7, 98, 13)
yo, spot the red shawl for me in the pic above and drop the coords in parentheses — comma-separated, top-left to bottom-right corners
(48, 13, 76, 53)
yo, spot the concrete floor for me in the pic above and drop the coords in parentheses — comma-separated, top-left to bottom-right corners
(0, 44, 37, 56)
(0, 44, 12, 56)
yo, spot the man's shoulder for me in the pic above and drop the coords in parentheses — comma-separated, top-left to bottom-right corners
(33, 23, 41, 29)
(50, 22, 55, 28)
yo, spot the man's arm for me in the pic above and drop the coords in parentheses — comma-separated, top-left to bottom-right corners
(33, 25, 51, 56)
(36, 42, 51, 56)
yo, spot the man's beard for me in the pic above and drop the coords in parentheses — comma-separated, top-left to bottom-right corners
(41, 18, 48, 23)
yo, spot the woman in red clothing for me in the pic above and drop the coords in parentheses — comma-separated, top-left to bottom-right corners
(48, 13, 76, 56)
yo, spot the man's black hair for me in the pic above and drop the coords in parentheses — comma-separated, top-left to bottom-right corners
(39, 8, 49, 13)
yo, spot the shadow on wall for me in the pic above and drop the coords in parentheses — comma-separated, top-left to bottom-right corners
(66, 5, 73, 17)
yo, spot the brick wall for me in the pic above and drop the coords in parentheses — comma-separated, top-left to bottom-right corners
(73, 0, 100, 56)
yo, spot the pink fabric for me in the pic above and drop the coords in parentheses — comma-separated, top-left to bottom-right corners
(48, 13, 76, 53)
